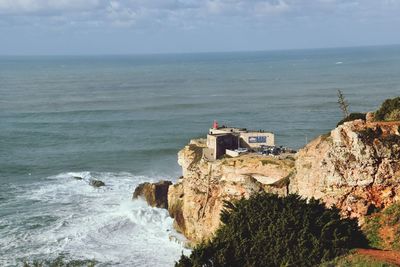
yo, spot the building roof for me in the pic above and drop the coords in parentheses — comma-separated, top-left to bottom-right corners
(209, 126, 274, 135)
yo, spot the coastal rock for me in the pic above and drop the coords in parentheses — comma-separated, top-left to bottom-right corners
(290, 119, 400, 222)
(169, 120, 400, 244)
(133, 180, 172, 209)
(89, 179, 105, 187)
(168, 139, 295, 243)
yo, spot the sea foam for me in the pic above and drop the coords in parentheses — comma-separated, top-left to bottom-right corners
(0, 172, 188, 266)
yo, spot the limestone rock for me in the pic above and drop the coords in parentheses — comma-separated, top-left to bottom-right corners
(133, 180, 172, 209)
(290, 120, 400, 222)
(168, 182, 185, 234)
(168, 139, 295, 243)
(169, 120, 400, 244)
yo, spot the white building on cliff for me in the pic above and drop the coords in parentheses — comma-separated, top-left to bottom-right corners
(206, 121, 275, 160)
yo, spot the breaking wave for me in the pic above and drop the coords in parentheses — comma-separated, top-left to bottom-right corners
(0, 172, 188, 267)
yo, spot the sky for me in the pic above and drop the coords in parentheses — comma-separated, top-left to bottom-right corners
(0, 0, 400, 55)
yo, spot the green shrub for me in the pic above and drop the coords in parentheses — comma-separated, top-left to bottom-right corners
(176, 193, 367, 267)
(321, 252, 396, 267)
(387, 109, 400, 121)
(375, 97, 400, 121)
(363, 203, 400, 251)
(383, 203, 400, 226)
(337, 113, 366, 127)
(363, 216, 383, 249)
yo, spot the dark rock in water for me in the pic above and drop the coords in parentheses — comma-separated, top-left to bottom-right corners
(90, 179, 105, 187)
(133, 180, 172, 209)
(73, 176, 83, 180)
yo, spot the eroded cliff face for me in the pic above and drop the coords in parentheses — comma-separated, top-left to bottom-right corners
(168, 139, 295, 243)
(291, 119, 400, 222)
(167, 119, 400, 244)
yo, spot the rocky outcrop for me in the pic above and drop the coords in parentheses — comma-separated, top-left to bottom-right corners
(89, 179, 105, 187)
(167, 119, 400, 244)
(290, 119, 400, 223)
(131, 114, 398, 245)
(133, 180, 172, 209)
(168, 139, 295, 243)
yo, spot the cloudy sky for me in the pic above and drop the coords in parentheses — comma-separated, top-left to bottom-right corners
(0, 0, 399, 55)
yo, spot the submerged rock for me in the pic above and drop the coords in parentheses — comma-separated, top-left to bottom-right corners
(89, 179, 105, 187)
(72, 176, 83, 180)
(133, 180, 172, 209)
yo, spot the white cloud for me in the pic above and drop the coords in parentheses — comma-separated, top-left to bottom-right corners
(254, 0, 290, 16)
(0, 0, 398, 28)
(0, 0, 102, 14)
(107, 1, 137, 27)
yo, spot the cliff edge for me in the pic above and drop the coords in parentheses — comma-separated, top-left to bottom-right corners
(291, 119, 400, 222)
(168, 139, 295, 243)
(167, 118, 400, 244)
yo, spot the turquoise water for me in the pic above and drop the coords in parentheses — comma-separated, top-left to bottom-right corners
(1, 46, 400, 266)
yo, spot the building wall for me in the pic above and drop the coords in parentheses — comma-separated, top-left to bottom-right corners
(207, 134, 239, 160)
(207, 131, 275, 159)
(207, 135, 217, 150)
(216, 134, 239, 159)
(203, 147, 215, 161)
(239, 132, 275, 148)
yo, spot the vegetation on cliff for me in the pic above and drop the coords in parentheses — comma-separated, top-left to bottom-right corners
(321, 252, 397, 267)
(375, 97, 400, 121)
(363, 203, 400, 251)
(335, 96, 400, 126)
(337, 113, 366, 127)
(176, 193, 367, 267)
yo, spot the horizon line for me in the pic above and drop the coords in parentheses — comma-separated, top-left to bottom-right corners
(1, 43, 399, 57)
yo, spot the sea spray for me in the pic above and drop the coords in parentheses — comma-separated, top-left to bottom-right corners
(0, 172, 189, 266)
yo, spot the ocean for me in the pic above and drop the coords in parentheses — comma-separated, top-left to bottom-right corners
(1, 45, 400, 266)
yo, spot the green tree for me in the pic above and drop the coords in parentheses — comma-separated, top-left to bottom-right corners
(375, 97, 400, 121)
(176, 193, 367, 267)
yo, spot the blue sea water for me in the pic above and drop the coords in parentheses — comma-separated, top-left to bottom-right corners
(1, 45, 400, 266)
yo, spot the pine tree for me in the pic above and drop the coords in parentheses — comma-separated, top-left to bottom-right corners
(176, 193, 367, 267)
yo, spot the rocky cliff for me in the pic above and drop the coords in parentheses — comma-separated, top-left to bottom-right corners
(133, 180, 172, 209)
(291, 119, 400, 222)
(166, 118, 400, 244)
(167, 139, 295, 243)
